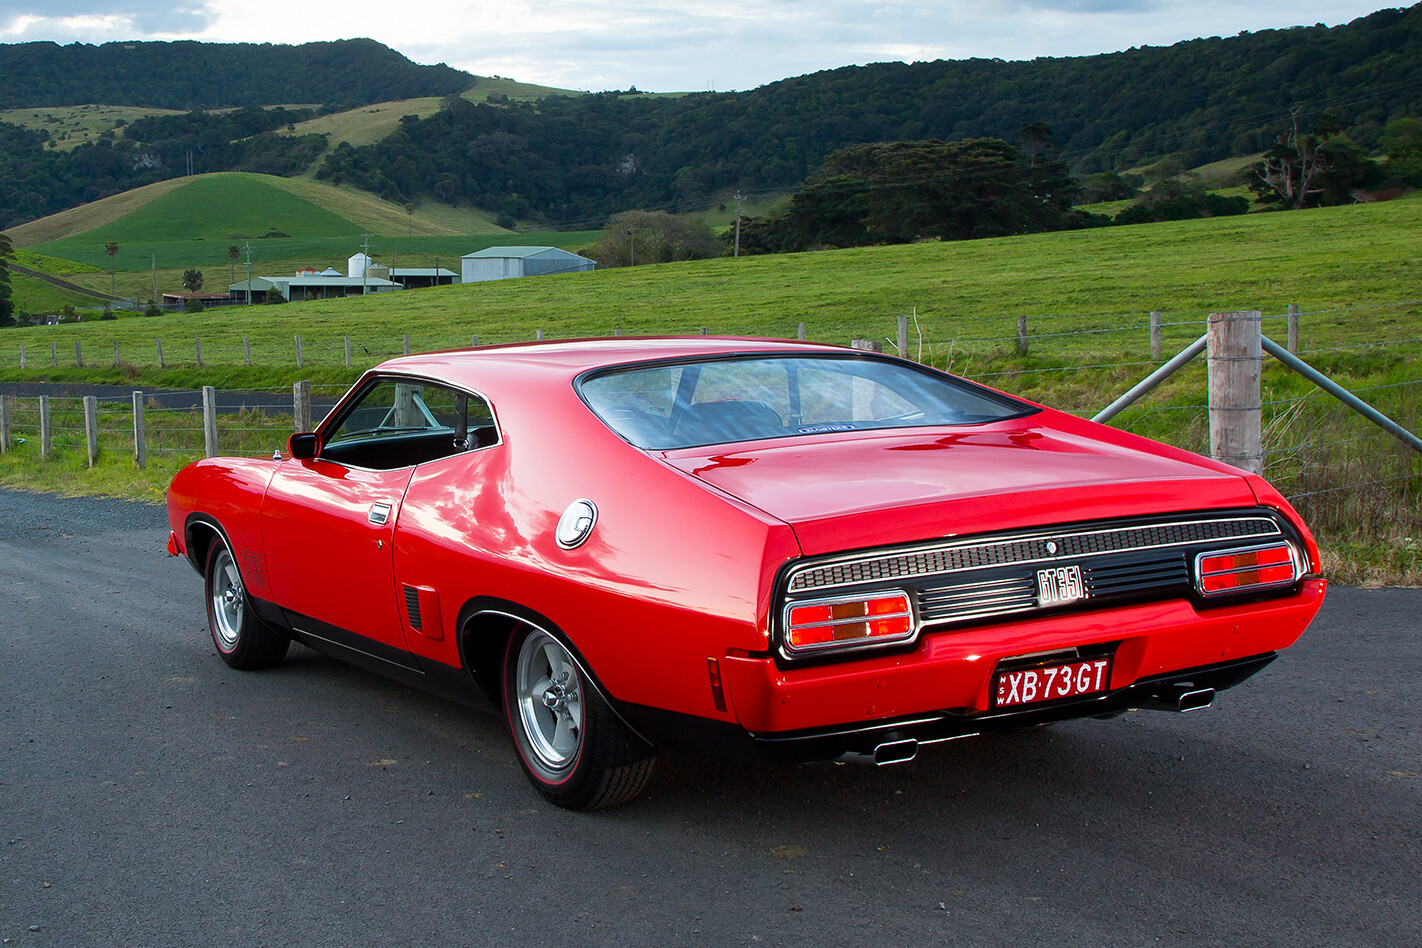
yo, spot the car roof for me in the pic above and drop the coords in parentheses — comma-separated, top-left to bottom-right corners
(371, 336, 855, 388)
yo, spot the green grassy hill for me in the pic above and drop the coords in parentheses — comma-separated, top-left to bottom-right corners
(0, 104, 188, 151)
(46, 173, 363, 247)
(2, 172, 547, 306)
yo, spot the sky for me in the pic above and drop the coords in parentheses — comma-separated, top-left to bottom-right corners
(0, 1, 1400, 93)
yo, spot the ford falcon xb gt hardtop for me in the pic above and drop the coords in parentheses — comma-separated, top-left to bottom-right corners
(167, 337, 1326, 809)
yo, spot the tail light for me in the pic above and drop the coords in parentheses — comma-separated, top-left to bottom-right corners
(783, 591, 915, 656)
(1195, 543, 1299, 597)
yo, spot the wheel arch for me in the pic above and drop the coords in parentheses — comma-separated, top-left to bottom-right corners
(183, 513, 230, 575)
(454, 596, 650, 745)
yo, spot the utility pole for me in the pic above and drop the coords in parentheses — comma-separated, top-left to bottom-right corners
(243, 242, 253, 305)
(151, 254, 157, 304)
(361, 234, 374, 295)
(733, 191, 744, 258)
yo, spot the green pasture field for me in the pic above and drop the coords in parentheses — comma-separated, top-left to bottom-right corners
(0, 104, 187, 151)
(2, 194, 1418, 582)
(6, 191, 1418, 371)
(464, 77, 582, 101)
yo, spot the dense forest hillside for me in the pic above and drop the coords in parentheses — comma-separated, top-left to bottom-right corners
(1, 8, 1420, 232)
(0, 38, 471, 110)
(318, 5, 1422, 222)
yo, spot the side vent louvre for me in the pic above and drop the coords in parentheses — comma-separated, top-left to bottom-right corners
(403, 585, 422, 632)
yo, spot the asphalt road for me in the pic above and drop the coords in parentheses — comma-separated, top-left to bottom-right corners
(1, 489, 1418, 947)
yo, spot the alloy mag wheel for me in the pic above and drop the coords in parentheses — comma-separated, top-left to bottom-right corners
(513, 629, 585, 778)
(209, 546, 245, 653)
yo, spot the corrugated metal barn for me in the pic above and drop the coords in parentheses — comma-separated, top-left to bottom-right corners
(460, 247, 596, 283)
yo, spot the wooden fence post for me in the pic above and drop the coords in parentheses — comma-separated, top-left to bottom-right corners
(50, 343, 57, 367)
(897, 314, 909, 360)
(850, 339, 882, 352)
(243, 336, 251, 366)
(1150, 310, 1163, 360)
(699, 327, 709, 336)
(472, 334, 479, 347)
(157, 339, 164, 368)
(83, 395, 99, 468)
(534, 330, 543, 342)
(797, 322, 806, 341)
(19, 344, 25, 368)
(1207, 310, 1263, 475)
(0, 394, 11, 454)
(404, 333, 412, 355)
(1287, 303, 1300, 355)
(133, 391, 146, 470)
(202, 385, 218, 458)
(293, 380, 312, 433)
(195, 337, 203, 366)
(39, 395, 51, 459)
(75, 342, 82, 367)
(294, 335, 303, 368)
(1017, 315, 1028, 356)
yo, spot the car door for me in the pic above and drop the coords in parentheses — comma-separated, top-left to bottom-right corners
(261, 378, 459, 658)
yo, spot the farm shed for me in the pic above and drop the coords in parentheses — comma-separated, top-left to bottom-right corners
(389, 267, 460, 289)
(460, 247, 596, 283)
(229, 275, 401, 302)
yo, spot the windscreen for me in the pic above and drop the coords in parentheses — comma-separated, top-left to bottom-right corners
(579, 355, 1031, 450)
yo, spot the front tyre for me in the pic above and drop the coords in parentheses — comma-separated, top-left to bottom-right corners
(503, 625, 656, 810)
(205, 539, 289, 670)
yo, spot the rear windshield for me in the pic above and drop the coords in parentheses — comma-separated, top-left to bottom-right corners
(578, 354, 1032, 450)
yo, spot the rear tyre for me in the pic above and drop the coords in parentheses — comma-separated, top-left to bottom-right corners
(205, 539, 289, 670)
(503, 625, 656, 810)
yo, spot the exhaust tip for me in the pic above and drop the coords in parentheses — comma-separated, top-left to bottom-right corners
(1142, 685, 1216, 713)
(1176, 687, 1215, 712)
(872, 739, 919, 765)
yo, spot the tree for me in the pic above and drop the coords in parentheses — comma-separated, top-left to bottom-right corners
(0, 231, 14, 325)
(105, 240, 118, 296)
(1380, 117, 1422, 187)
(1250, 109, 1382, 208)
(739, 138, 1066, 253)
(1016, 123, 1080, 212)
(228, 244, 240, 284)
(182, 269, 204, 292)
(590, 211, 722, 267)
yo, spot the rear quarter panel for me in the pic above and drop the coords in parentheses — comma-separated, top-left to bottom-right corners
(391, 373, 801, 723)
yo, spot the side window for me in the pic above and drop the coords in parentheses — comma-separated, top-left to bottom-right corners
(322, 379, 497, 469)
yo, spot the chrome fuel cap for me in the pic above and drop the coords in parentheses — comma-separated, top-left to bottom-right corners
(556, 499, 598, 549)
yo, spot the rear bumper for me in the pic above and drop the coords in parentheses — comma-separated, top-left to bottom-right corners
(743, 652, 1277, 764)
(717, 579, 1325, 736)
(620, 650, 1282, 765)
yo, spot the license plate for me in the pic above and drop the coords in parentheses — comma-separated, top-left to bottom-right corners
(1037, 564, 1085, 606)
(995, 657, 1112, 708)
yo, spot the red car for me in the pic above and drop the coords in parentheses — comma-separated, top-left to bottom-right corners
(167, 337, 1326, 809)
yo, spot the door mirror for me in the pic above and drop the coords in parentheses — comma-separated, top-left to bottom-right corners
(288, 432, 320, 460)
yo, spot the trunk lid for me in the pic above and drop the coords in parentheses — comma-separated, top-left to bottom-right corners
(660, 416, 1256, 555)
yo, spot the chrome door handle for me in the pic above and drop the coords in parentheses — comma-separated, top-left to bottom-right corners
(368, 503, 392, 525)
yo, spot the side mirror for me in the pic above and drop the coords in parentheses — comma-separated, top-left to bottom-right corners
(288, 432, 320, 460)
